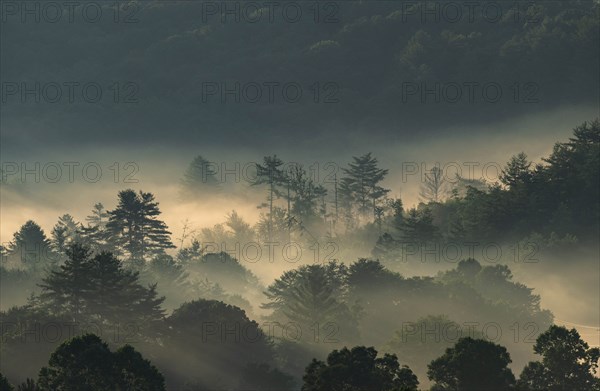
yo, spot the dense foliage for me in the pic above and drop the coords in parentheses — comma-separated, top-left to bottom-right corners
(1, 121, 598, 389)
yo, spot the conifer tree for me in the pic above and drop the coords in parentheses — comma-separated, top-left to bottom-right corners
(341, 153, 389, 223)
(252, 156, 285, 242)
(106, 190, 175, 262)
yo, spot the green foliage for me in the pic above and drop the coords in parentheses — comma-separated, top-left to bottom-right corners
(0, 373, 13, 391)
(253, 155, 286, 242)
(37, 334, 165, 391)
(4, 221, 55, 273)
(389, 198, 404, 231)
(185, 251, 261, 295)
(50, 214, 82, 256)
(138, 253, 190, 311)
(427, 337, 516, 390)
(255, 206, 290, 243)
(0, 305, 73, 380)
(431, 120, 600, 241)
(224, 210, 255, 244)
(340, 153, 390, 223)
(106, 189, 175, 261)
(163, 299, 285, 389)
(285, 165, 328, 226)
(263, 262, 358, 341)
(517, 325, 600, 391)
(401, 207, 439, 243)
(79, 203, 112, 254)
(38, 244, 165, 334)
(438, 259, 548, 317)
(388, 315, 485, 371)
(500, 153, 533, 188)
(302, 346, 418, 391)
(15, 379, 38, 391)
(347, 258, 402, 293)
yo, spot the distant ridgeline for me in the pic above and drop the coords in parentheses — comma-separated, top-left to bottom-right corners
(3, 1, 598, 140)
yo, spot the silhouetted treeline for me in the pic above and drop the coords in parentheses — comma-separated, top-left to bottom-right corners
(1, 120, 598, 390)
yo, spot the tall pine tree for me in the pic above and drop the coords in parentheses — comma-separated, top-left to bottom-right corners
(252, 156, 285, 242)
(341, 153, 389, 224)
(106, 190, 175, 262)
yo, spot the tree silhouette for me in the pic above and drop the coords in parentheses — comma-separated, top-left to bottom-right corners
(263, 262, 359, 343)
(180, 155, 220, 197)
(39, 244, 165, 333)
(184, 251, 261, 298)
(5, 221, 55, 273)
(402, 208, 438, 243)
(281, 165, 328, 235)
(420, 166, 447, 203)
(517, 325, 600, 391)
(0, 373, 13, 391)
(37, 334, 165, 390)
(50, 225, 68, 255)
(16, 379, 39, 391)
(50, 214, 82, 255)
(80, 203, 112, 253)
(253, 155, 286, 242)
(389, 198, 404, 232)
(106, 189, 175, 262)
(434, 120, 599, 241)
(427, 337, 515, 390)
(388, 315, 486, 379)
(500, 152, 532, 188)
(224, 210, 255, 244)
(164, 299, 283, 389)
(302, 346, 418, 391)
(256, 206, 290, 243)
(341, 153, 390, 223)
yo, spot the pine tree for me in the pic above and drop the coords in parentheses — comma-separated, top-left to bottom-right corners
(225, 210, 254, 244)
(180, 155, 220, 197)
(284, 165, 327, 225)
(341, 153, 389, 223)
(389, 198, 404, 232)
(252, 156, 285, 242)
(39, 244, 166, 332)
(500, 152, 532, 188)
(283, 265, 345, 325)
(38, 245, 93, 321)
(50, 225, 68, 255)
(402, 208, 438, 243)
(106, 190, 175, 262)
(263, 263, 357, 340)
(338, 177, 357, 231)
(6, 221, 55, 273)
(86, 203, 109, 229)
(80, 203, 112, 253)
(50, 214, 82, 254)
